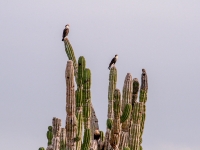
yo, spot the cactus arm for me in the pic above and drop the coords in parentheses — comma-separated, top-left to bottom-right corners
(46, 126, 53, 146)
(120, 104, 132, 123)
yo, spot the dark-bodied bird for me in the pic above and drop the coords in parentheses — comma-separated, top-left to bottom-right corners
(108, 54, 118, 70)
(94, 130, 101, 141)
(62, 24, 70, 41)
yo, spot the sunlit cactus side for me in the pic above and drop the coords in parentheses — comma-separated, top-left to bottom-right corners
(110, 89, 121, 150)
(64, 38, 78, 81)
(81, 129, 91, 150)
(46, 126, 53, 146)
(65, 60, 77, 150)
(52, 117, 61, 150)
(119, 73, 133, 150)
(60, 128, 66, 150)
(139, 69, 148, 149)
(38, 147, 45, 150)
(129, 102, 143, 150)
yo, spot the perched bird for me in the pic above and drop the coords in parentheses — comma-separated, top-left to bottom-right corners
(94, 130, 101, 141)
(62, 24, 70, 41)
(108, 54, 118, 70)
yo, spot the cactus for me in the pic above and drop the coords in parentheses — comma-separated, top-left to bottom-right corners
(139, 69, 148, 148)
(81, 129, 91, 150)
(129, 102, 143, 150)
(106, 118, 113, 130)
(64, 38, 78, 82)
(46, 126, 53, 146)
(123, 147, 130, 150)
(60, 128, 66, 150)
(65, 60, 77, 150)
(40, 36, 149, 150)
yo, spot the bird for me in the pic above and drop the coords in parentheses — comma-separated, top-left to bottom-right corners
(94, 130, 101, 141)
(62, 24, 70, 41)
(108, 54, 118, 70)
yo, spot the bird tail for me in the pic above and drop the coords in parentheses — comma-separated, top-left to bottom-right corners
(108, 67, 110, 70)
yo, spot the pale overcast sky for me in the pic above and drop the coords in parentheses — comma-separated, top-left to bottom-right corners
(0, 1, 200, 150)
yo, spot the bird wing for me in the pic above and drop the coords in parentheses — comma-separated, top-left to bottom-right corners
(62, 29, 67, 39)
(109, 58, 116, 67)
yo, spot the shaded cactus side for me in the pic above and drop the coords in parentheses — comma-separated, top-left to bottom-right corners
(65, 60, 77, 150)
(46, 126, 53, 146)
(139, 69, 148, 148)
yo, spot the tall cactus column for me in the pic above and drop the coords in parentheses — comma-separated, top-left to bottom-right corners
(82, 68, 92, 129)
(105, 66, 117, 150)
(65, 60, 77, 150)
(52, 117, 61, 150)
(139, 69, 148, 149)
(129, 102, 143, 150)
(76, 56, 86, 150)
(119, 73, 133, 150)
(110, 89, 121, 150)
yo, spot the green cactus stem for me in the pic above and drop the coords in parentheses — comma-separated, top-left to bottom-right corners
(82, 68, 91, 129)
(107, 66, 117, 119)
(123, 147, 130, 150)
(132, 78, 139, 107)
(129, 102, 143, 150)
(139, 69, 148, 147)
(64, 38, 78, 82)
(38, 147, 45, 150)
(81, 129, 91, 150)
(46, 126, 53, 146)
(107, 118, 113, 130)
(120, 103, 132, 123)
(110, 89, 121, 149)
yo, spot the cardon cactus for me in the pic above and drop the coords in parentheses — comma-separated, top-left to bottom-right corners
(39, 36, 149, 150)
(46, 126, 53, 146)
(38, 147, 45, 150)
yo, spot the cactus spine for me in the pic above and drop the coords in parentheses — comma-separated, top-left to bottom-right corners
(65, 60, 77, 150)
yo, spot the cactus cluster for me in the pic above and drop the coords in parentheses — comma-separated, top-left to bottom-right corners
(39, 37, 148, 150)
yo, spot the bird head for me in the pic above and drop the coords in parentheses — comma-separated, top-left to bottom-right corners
(65, 24, 70, 29)
(115, 54, 118, 59)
